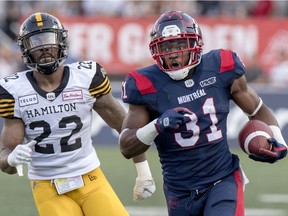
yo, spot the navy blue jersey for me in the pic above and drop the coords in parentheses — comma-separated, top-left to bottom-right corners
(122, 49, 246, 191)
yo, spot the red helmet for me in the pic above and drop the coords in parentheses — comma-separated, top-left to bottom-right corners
(149, 11, 203, 80)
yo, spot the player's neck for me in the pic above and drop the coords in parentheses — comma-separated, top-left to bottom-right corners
(33, 66, 65, 92)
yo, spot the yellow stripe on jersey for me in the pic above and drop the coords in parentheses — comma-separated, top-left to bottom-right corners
(0, 99, 14, 117)
(0, 98, 15, 104)
(35, 12, 43, 26)
(89, 76, 111, 98)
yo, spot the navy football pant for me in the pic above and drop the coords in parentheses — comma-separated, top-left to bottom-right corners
(164, 170, 244, 216)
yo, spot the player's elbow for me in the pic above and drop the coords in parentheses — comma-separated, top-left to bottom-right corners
(119, 131, 148, 159)
(120, 147, 133, 159)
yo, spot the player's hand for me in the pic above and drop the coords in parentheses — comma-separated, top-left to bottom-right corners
(7, 140, 37, 176)
(133, 177, 156, 202)
(155, 107, 192, 133)
(249, 138, 287, 164)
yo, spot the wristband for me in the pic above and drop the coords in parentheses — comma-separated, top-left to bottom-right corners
(269, 125, 287, 147)
(136, 119, 159, 145)
(118, 128, 129, 145)
(7, 153, 16, 167)
(244, 97, 263, 117)
(135, 160, 152, 180)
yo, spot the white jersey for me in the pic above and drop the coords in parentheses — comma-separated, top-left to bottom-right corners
(0, 61, 111, 180)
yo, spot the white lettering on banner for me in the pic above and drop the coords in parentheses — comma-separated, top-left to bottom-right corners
(196, 24, 258, 59)
(118, 23, 151, 64)
(66, 24, 113, 62)
(66, 22, 258, 68)
(87, 24, 113, 62)
(66, 24, 87, 59)
(260, 29, 288, 63)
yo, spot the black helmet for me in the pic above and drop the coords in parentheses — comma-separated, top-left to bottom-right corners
(149, 10, 203, 80)
(17, 12, 68, 75)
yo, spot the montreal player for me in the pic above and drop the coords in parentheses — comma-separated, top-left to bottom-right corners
(119, 10, 287, 216)
(0, 12, 155, 216)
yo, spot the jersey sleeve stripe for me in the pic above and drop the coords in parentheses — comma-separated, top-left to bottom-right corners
(0, 85, 15, 118)
(0, 111, 14, 117)
(0, 103, 14, 108)
(89, 76, 111, 98)
(89, 76, 110, 92)
(0, 99, 15, 103)
(219, 49, 235, 73)
(129, 70, 157, 95)
(90, 85, 111, 97)
(0, 103, 14, 117)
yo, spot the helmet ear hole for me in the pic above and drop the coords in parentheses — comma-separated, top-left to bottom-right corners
(17, 12, 68, 75)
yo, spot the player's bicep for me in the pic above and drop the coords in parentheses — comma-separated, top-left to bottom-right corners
(122, 104, 150, 130)
(93, 92, 126, 133)
(231, 75, 260, 115)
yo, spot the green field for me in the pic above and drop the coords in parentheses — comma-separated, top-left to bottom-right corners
(0, 146, 288, 216)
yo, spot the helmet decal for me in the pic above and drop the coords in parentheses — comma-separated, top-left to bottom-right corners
(35, 13, 44, 27)
(162, 25, 181, 37)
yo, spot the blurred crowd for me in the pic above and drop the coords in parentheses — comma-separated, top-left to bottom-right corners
(0, 0, 288, 86)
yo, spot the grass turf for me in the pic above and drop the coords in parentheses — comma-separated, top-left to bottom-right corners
(0, 146, 287, 216)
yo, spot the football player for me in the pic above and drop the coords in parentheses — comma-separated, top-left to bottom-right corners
(119, 10, 287, 216)
(0, 12, 155, 216)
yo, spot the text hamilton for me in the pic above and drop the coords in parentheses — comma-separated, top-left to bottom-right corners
(26, 103, 77, 118)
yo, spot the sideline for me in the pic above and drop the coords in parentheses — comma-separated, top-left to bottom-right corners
(259, 194, 288, 203)
(126, 207, 287, 216)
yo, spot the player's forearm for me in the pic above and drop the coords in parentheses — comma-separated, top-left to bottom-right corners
(132, 153, 147, 163)
(119, 129, 150, 159)
(0, 148, 17, 174)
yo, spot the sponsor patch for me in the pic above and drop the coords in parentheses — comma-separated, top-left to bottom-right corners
(19, 94, 38, 107)
(199, 77, 216, 88)
(62, 90, 83, 101)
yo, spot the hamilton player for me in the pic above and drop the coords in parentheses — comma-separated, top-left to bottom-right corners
(0, 12, 155, 216)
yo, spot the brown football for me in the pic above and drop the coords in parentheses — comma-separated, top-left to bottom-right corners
(238, 120, 273, 155)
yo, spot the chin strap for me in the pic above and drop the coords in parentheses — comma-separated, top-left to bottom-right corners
(38, 61, 59, 75)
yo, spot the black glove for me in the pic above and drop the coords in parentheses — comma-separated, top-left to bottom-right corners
(249, 138, 287, 164)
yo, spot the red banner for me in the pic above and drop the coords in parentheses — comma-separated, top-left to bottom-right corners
(60, 16, 288, 75)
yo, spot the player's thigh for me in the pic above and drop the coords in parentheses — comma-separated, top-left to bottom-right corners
(30, 180, 83, 216)
(81, 168, 129, 216)
(163, 184, 191, 216)
(204, 170, 244, 216)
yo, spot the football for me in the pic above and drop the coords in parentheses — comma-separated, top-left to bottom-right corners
(238, 119, 273, 155)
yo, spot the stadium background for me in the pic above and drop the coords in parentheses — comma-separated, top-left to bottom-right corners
(1, 1, 288, 216)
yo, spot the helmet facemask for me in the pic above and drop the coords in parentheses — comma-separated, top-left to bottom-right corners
(17, 13, 68, 75)
(149, 11, 204, 80)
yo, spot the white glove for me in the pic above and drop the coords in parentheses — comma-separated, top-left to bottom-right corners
(133, 160, 156, 202)
(133, 177, 156, 202)
(7, 140, 37, 176)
